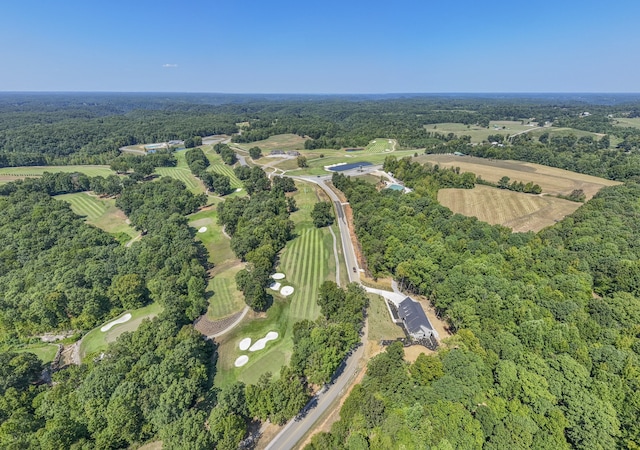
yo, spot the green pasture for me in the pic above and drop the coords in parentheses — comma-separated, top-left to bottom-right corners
(0, 165, 114, 178)
(56, 192, 137, 240)
(366, 138, 395, 153)
(215, 181, 337, 385)
(234, 133, 307, 151)
(79, 303, 163, 360)
(424, 121, 537, 143)
(13, 344, 59, 364)
(613, 117, 640, 129)
(206, 264, 246, 320)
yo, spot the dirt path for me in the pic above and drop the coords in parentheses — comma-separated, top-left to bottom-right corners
(125, 233, 142, 247)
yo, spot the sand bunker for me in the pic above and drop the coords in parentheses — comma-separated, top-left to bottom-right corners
(239, 337, 251, 351)
(198, 227, 207, 233)
(234, 355, 249, 367)
(235, 188, 242, 192)
(249, 331, 279, 351)
(101, 313, 132, 332)
(269, 282, 281, 291)
(280, 286, 294, 296)
(271, 273, 285, 280)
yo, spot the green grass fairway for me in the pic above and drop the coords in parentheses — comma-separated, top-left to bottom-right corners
(155, 166, 205, 193)
(366, 138, 395, 153)
(206, 264, 246, 320)
(215, 299, 293, 387)
(56, 192, 137, 240)
(208, 164, 243, 189)
(79, 303, 163, 360)
(188, 208, 236, 265)
(215, 181, 337, 386)
(13, 344, 59, 364)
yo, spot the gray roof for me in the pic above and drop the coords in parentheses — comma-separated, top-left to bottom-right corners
(398, 297, 434, 336)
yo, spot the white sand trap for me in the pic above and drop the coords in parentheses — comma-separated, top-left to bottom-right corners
(249, 331, 279, 351)
(101, 313, 132, 332)
(239, 338, 251, 351)
(271, 273, 285, 280)
(234, 355, 249, 367)
(269, 282, 281, 291)
(280, 286, 294, 296)
(198, 227, 207, 233)
(235, 188, 242, 192)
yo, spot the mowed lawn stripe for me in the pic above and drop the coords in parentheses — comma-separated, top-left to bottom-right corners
(290, 229, 310, 319)
(209, 164, 242, 188)
(74, 195, 105, 219)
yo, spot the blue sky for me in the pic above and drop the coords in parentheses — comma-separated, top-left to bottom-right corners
(1, 0, 639, 93)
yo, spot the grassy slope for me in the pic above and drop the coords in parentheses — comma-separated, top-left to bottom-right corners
(0, 165, 114, 178)
(13, 344, 59, 364)
(367, 294, 405, 342)
(80, 303, 163, 360)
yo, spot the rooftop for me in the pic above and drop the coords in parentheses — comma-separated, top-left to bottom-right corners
(397, 297, 435, 337)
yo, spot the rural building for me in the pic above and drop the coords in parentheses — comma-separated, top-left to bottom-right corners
(397, 297, 438, 341)
(270, 150, 285, 155)
(453, 151, 466, 156)
(167, 140, 184, 146)
(286, 151, 301, 156)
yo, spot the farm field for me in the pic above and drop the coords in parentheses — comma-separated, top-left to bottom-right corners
(56, 192, 137, 240)
(417, 154, 620, 200)
(234, 133, 307, 151)
(79, 302, 163, 360)
(215, 181, 336, 386)
(439, 184, 582, 232)
(0, 165, 114, 183)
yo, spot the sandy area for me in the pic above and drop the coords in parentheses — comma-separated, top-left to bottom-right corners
(235, 355, 249, 367)
(239, 337, 251, 351)
(280, 286, 294, 296)
(100, 313, 132, 332)
(271, 273, 285, 280)
(249, 331, 279, 351)
(198, 226, 207, 233)
(269, 282, 281, 291)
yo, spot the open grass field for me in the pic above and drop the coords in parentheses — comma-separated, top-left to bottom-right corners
(0, 165, 114, 183)
(13, 343, 59, 363)
(80, 302, 163, 360)
(235, 133, 307, 151)
(206, 264, 246, 320)
(425, 121, 538, 142)
(439, 184, 582, 232)
(208, 164, 243, 189)
(366, 138, 396, 153)
(613, 117, 640, 129)
(367, 294, 405, 342)
(155, 166, 205, 193)
(417, 154, 620, 200)
(56, 192, 137, 240)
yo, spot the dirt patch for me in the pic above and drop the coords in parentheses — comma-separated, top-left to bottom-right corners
(194, 309, 244, 336)
(254, 422, 284, 450)
(404, 345, 436, 363)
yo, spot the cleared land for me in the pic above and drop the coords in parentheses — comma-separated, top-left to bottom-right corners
(206, 264, 246, 320)
(80, 303, 163, 360)
(56, 192, 137, 240)
(0, 165, 114, 183)
(235, 133, 307, 151)
(613, 117, 640, 129)
(439, 185, 581, 232)
(425, 121, 538, 142)
(417, 154, 620, 200)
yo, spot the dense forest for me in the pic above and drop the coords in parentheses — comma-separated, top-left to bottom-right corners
(310, 166, 640, 449)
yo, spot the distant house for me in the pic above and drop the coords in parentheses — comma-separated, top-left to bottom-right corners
(167, 140, 184, 146)
(453, 151, 466, 156)
(286, 151, 301, 156)
(397, 297, 438, 341)
(270, 150, 285, 155)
